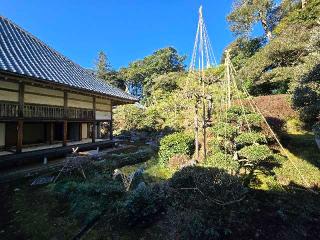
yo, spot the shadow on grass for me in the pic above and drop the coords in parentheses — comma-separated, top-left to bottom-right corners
(282, 131, 320, 169)
(264, 116, 320, 170)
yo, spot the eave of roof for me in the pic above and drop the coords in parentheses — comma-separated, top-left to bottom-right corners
(0, 16, 138, 103)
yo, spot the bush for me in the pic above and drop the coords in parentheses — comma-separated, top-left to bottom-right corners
(238, 113, 263, 127)
(235, 132, 267, 146)
(169, 166, 247, 204)
(227, 105, 251, 115)
(52, 177, 125, 224)
(168, 154, 191, 169)
(209, 122, 238, 140)
(159, 132, 195, 166)
(238, 144, 273, 163)
(312, 122, 320, 138)
(204, 152, 239, 172)
(118, 183, 166, 227)
(113, 104, 146, 132)
(105, 147, 154, 169)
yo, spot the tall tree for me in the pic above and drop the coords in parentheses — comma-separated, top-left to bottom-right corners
(227, 0, 276, 40)
(120, 47, 186, 98)
(95, 51, 126, 90)
(95, 51, 111, 79)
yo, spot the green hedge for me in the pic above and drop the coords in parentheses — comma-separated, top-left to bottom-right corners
(204, 151, 239, 172)
(159, 132, 195, 165)
(235, 132, 267, 146)
(239, 144, 272, 163)
(238, 113, 263, 127)
(209, 122, 238, 139)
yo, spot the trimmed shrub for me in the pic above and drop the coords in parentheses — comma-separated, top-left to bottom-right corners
(209, 122, 238, 140)
(238, 113, 263, 127)
(159, 132, 195, 166)
(204, 152, 239, 172)
(227, 105, 251, 115)
(52, 177, 125, 224)
(105, 147, 154, 169)
(312, 122, 320, 138)
(235, 132, 267, 146)
(117, 183, 166, 227)
(169, 166, 247, 204)
(168, 154, 191, 169)
(239, 144, 272, 163)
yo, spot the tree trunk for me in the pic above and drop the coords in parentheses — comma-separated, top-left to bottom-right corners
(261, 17, 272, 41)
(202, 97, 207, 160)
(194, 101, 199, 160)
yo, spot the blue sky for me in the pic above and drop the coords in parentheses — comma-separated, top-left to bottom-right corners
(1, 0, 238, 70)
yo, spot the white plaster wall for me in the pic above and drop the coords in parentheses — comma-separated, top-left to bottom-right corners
(96, 111, 111, 120)
(96, 98, 111, 105)
(24, 93, 64, 106)
(0, 89, 18, 102)
(0, 123, 5, 147)
(69, 93, 93, 102)
(68, 99, 93, 109)
(0, 80, 19, 90)
(96, 103, 111, 111)
(25, 85, 63, 97)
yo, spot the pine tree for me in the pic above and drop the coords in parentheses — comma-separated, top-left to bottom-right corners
(95, 51, 111, 79)
(227, 0, 276, 40)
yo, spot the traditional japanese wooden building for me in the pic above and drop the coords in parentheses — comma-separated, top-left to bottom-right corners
(0, 16, 137, 164)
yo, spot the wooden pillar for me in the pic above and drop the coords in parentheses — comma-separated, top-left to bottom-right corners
(110, 102, 113, 140)
(63, 92, 68, 146)
(63, 120, 67, 146)
(16, 120, 23, 153)
(79, 123, 82, 141)
(17, 82, 24, 153)
(92, 96, 96, 143)
(49, 123, 54, 145)
(18, 83, 24, 118)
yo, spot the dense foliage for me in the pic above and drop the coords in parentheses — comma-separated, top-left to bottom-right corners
(120, 47, 185, 98)
(158, 132, 195, 166)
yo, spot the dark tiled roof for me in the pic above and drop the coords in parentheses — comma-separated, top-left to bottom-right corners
(0, 16, 137, 102)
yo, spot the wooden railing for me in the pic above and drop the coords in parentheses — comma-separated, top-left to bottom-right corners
(0, 102, 94, 120)
(0, 102, 19, 118)
(24, 104, 65, 119)
(68, 107, 94, 120)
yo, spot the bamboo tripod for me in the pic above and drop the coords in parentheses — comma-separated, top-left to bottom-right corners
(189, 5, 216, 160)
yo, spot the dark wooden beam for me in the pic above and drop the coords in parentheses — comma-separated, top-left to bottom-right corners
(63, 91, 68, 118)
(16, 82, 25, 153)
(16, 120, 23, 153)
(79, 123, 82, 141)
(110, 101, 113, 140)
(63, 120, 67, 147)
(63, 92, 68, 146)
(92, 96, 96, 143)
(49, 122, 54, 145)
(18, 82, 24, 118)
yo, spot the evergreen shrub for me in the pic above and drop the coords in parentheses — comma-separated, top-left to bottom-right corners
(312, 122, 320, 138)
(159, 132, 195, 166)
(235, 132, 267, 146)
(209, 122, 238, 139)
(204, 151, 239, 172)
(238, 113, 263, 127)
(169, 166, 247, 204)
(239, 144, 272, 163)
(117, 183, 166, 227)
